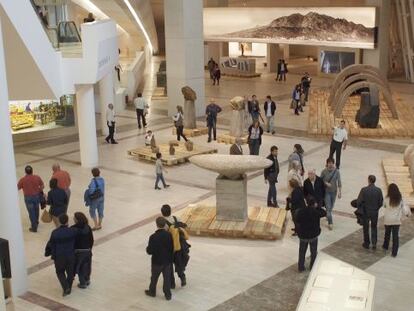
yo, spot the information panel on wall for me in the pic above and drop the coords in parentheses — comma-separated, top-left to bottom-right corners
(204, 7, 377, 49)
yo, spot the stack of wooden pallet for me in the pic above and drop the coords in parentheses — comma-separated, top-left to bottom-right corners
(172, 127, 208, 137)
(178, 204, 287, 240)
(217, 134, 248, 145)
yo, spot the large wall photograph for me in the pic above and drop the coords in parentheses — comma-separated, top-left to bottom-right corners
(204, 7, 377, 49)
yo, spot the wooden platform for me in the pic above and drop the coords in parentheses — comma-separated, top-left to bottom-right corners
(217, 134, 248, 145)
(127, 143, 217, 166)
(172, 127, 208, 137)
(382, 158, 414, 208)
(179, 204, 287, 240)
(308, 90, 414, 138)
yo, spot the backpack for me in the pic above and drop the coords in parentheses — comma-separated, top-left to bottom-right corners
(166, 216, 191, 253)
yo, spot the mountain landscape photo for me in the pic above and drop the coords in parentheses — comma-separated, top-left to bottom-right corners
(217, 12, 375, 47)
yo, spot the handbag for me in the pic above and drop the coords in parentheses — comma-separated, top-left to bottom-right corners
(89, 178, 103, 200)
(41, 209, 52, 223)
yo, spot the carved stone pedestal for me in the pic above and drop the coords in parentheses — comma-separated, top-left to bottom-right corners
(216, 174, 247, 221)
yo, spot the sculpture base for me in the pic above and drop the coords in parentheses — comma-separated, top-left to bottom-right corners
(179, 204, 287, 240)
(127, 142, 217, 166)
(216, 175, 247, 221)
(172, 127, 208, 137)
(217, 134, 248, 145)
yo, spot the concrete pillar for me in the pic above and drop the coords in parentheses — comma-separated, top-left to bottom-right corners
(165, 0, 205, 117)
(267, 44, 283, 73)
(76, 85, 99, 168)
(281, 44, 290, 61)
(98, 73, 115, 136)
(219, 42, 229, 57)
(0, 21, 27, 296)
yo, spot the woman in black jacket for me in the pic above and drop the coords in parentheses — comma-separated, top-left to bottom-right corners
(47, 178, 68, 227)
(287, 179, 306, 236)
(72, 212, 94, 289)
(295, 197, 327, 272)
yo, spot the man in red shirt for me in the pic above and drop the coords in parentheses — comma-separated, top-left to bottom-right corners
(52, 163, 72, 202)
(17, 165, 44, 232)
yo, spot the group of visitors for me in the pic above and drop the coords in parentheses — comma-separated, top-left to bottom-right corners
(276, 59, 288, 82)
(290, 72, 312, 115)
(207, 58, 221, 86)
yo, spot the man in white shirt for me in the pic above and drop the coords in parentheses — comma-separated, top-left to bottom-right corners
(134, 93, 148, 129)
(329, 120, 348, 169)
(263, 95, 276, 135)
(105, 103, 118, 144)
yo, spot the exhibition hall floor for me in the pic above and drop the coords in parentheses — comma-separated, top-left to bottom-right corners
(7, 64, 414, 311)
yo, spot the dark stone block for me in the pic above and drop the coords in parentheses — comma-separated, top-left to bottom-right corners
(355, 90, 380, 128)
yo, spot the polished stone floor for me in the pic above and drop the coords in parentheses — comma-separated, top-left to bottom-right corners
(6, 58, 414, 311)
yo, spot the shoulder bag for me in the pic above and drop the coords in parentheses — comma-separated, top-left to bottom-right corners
(89, 178, 103, 200)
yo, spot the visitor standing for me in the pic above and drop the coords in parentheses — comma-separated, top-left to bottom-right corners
(105, 103, 118, 144)
(301, 72, 312, 103)
(264, 146, 279, 207)
(17, 165, 45, 233)
(72, 212, 94, 289)
(320, 158, 342, 230)
(329, 120, 348, 169)
(357, 175, 384, 250)
(173, 105, 188, 142)
(212, 64, 221, 85)
(247, 120, 263, 155)
(230, 137, 244, 155)
(134, 93, 148, 129)
(276, 59, 282, 81)
(295, 198, 326, 272)
(287, 161, 303, 192)
(205, 99, 222, 143)
(51, 163, 71, 203)
(263, 95, 276, 134)
(155, 153, 170, 190)
(145, 217, 174, 301)
(207, 58, 216, 80)
(248, 95, 261, 122)
(47, 178, 68, 227)
(303, 169, 325, 208)
(45, 214, 78, 297)
(279, 59, 288, 81)
(287, 179, 306, 236)
(288, 144, 305, 176)
(291, 84, 302, 115)
(87, 168, 105, 231)
(382, 183, 411, 257)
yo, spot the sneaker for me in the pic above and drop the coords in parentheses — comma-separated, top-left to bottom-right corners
(62, 288, 71, 297)
(328, 224, 333, 231)
(362, 243, 370, 249)
(77, 284, 87, 289)
(145, 290, 156, 298)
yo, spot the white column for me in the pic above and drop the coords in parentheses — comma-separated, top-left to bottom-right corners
(165, 0, 205, 117)
(76, 85, 99, 168)
(0, 21, 27, 296)
(98, 73, 115, 136)
(267, 44, 283, 73)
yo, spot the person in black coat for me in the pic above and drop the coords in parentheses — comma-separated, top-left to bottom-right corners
(47, 178, 68, 227)
(71, 212, 94, 289)
(264, 146, 280, 207)
(212, 64, 221, 85)
(357, 175, 384, 250)
(295, 197, 327, 272)
(303, 169, 325, 208)
(45, 214, 78, 296)
(287, 179, 306, 236)
(145, 217, 174, 301)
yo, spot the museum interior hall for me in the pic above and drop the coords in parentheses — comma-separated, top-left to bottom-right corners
(1, 0, 414, 311)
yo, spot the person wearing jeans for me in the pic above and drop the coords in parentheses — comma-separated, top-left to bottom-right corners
(134, 92, 148, 129)
(264, 146, 279, 207)
(295, 198, 326, 272)
(155, 153, 170, 190)
(357, 175, 384, 250)
(205, 99, 222, 143)
(320, 158, 341, 230)
(264, 95, 276, 134)
(173, 106, 188, 142)
(329, 120, 348, 169)
(105, 103, 118, 144)
(248, 120, 263, 155)
(18, 165, 44, 232)
(88, 168, 105, 231)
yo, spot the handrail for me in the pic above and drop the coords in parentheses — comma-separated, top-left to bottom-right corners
(57, 21, 82, 44)
(45, 27, 59, 49)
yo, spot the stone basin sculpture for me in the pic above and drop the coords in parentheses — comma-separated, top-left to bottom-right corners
(190, 154, 272, 221)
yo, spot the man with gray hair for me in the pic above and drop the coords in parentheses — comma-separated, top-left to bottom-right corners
(287, 160, 302, 193)
(303, 169, 325, 208)
(51, 163, 71, 203)
(229, 137, 243, 155)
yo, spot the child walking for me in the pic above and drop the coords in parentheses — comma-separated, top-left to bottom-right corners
(155, 153, 170, 190)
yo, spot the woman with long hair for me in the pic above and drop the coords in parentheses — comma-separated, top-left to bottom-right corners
(173, 105, 188, 142)
(288, 144, 305, 176)
(382, 183, 411, 257)
(247, 120, 263, 155)
(72, 212, 94, 288)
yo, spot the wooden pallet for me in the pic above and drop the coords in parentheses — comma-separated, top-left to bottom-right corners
(127, 143, 217, 166)
(172, 127, 208, 137)
(179, 204, 287, 240)
(308, 90, 414, 138)
(217, 134, 248, 145)
(382, 158, 414, 208)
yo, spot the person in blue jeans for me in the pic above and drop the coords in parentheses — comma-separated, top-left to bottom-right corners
(88, 168, 105, 231)
(320, 158, 342, 231)
(155, 153, 170, 190)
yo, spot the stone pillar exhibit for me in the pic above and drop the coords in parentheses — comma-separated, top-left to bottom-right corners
(98, 72, 115, 136)
(181, 86, 197, 129)
(76, 85, 99, 168)
(229, 96, 246, 137)
(0, 20, 27, 296)
(164, 0, 205, 117)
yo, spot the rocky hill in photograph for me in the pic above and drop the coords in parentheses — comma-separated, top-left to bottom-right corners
(223, 12, 375, 43)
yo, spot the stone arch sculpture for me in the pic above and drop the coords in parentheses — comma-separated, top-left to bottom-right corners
(333, 81, 398, 119)
(328, 64, 388, 106)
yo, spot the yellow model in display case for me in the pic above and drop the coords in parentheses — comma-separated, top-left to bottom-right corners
(9, 105, 35, 131)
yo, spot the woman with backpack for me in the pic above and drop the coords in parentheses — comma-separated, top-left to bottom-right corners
(382, 183, 411, 257)
(172, 105, 188, 142)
